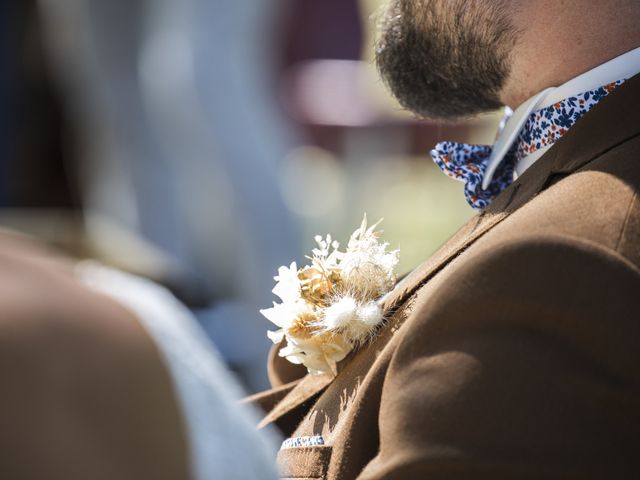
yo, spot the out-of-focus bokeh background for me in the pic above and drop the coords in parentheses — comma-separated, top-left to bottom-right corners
(1, 0, 500, 391)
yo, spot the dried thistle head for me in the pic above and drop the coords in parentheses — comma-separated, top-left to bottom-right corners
(343, 262, 395, 301)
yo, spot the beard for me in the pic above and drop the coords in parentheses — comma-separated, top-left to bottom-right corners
(375, 0, 517, 120)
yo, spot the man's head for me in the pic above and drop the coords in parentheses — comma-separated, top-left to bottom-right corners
(376, 0, 640, 120)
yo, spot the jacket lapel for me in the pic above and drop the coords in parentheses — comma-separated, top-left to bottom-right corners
(258, 372, 334, 428)
(258, 73, 640, 429)
(379, 199, 513, 314)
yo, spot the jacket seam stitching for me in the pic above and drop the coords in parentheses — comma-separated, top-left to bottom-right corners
(615, 187, 639, 253)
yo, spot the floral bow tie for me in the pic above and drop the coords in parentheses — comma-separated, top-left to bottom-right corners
(431, 80, 624, 210)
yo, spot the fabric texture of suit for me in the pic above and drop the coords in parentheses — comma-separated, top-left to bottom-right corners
(246, 73, 640, 479)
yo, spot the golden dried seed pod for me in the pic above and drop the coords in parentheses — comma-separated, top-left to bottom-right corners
(287, 312, 321, 339)
(298, 267, 335, 306)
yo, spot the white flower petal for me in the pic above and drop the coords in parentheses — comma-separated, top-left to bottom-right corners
(272, 262, 301, 303)
(323, 343, 350, 363)
(279, 343, 303, 357)
(267, 329, 285, 344)
(259, 304, 289, 328)
(303, 353, 332, 374)
(287, 355, 306, 365)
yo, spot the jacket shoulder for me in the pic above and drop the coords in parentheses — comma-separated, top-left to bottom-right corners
(504, 135, 640, 267)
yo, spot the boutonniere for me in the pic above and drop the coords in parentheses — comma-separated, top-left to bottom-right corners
(261, 216, 399, 375)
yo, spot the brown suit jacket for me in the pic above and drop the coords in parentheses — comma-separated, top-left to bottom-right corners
(247, 74, 640, 479)
(0, 231, 190, 479)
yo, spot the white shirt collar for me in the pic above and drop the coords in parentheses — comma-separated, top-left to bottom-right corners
(482, 45, 640, 190)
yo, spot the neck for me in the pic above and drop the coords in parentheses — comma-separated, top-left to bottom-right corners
(501, 0, 640, 108)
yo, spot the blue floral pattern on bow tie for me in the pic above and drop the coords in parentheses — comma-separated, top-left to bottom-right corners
(431, 80, 625, 210)
(430, 141, 516, 210)
(516, 80, 623, 159)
